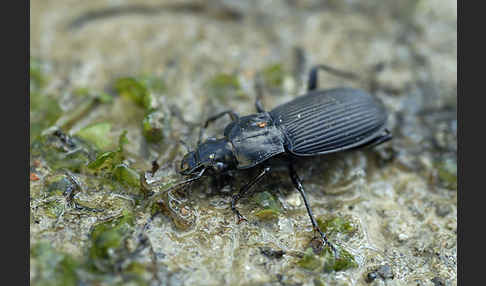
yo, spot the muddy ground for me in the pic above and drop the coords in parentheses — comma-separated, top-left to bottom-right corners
(30, 1, 457, 285)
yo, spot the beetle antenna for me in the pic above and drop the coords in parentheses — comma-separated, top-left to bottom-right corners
(145, 167, 206, 193)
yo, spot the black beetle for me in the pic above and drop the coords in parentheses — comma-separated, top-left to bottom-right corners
(149, 65, 392, 255)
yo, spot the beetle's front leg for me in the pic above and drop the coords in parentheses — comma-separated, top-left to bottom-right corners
(231, 166, 271, 223)
(287, 162, 338, 257)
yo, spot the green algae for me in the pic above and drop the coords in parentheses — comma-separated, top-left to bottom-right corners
(252, 191, 281, 220)
(87, 150, 122, 170)
(142, 111, 166, 143)
(317, 216, 356, 236)
(30, 242, 81, 286)
(73, 87, 113, 104)
(297, 248, 322, 271)
(138, 74, 167, 94)
(114, 77, 157, 112)
(30, 58, 47, 91)
(30, 92, 63, 143)
(321, 246, 358, 272)
(76, 122, 114, 151)
(56, 87, 114, 131)
(86, 131, 140, 188)
(30, 132, 93, 173)
(297, 246, 358, 272)
(112, 164, 140, 188)
(206, 73, 248, 101)
(30, 58, 61, 142)
(88, 210, 135, 271)
(261, 64, 285, 89)
(254, 208, 279, 220)
(208, 73, 240, 90)
(297, 217, 358, 272)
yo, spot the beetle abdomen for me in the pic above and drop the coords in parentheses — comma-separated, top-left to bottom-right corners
(270, 88, 387, 156)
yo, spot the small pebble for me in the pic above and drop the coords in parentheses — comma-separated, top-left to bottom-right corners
(286, 192, 301, 207)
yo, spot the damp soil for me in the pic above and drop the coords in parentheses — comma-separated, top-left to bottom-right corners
(30, 1, 457, 285)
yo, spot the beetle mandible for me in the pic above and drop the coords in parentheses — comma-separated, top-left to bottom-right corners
(153, 65, 392, 255)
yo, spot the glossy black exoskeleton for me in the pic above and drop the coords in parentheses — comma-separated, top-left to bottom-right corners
(157, 65, 392, 255)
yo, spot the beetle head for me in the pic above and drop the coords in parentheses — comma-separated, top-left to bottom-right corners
(179, 151, 201, 175)
(179, 138, 236, 176)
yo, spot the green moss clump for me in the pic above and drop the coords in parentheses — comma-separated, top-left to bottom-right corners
(297, 248, 322, 271)
(41, 200, 65, 219)
(87, 151, 121, 170)
(73, 87, 113, 104)
(317, 216, 356, 236)
(114, 77, 157, 112)
(209, 74, 240, 89)
(30, 92, 63, 143)
(252, 191, 281, 221)
(262, 64, 285, 88)
(206, 73, 248, 101)
(112, 164, 140, 188)
(142, 111, 166, 143)
(86, 131, 139, 188)
(436, 158, 457, 190)
(88, 210, 134, 272)
(76, 122, 114, 151)
(30, 242, 81, 286)
(297, 246, 358, 272)
(254, 209, 279, 220)
(139, 74, 167, 94)
(321, 246, 358, 272)
(30, 132, 93, 172)
(85, 132, 125, 173)
(30, 58, 47, 91)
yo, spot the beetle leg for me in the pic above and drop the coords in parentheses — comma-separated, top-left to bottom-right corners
(351, 129, 393, 150)
(288, 162, 338, 257)
(254, 73, 266, 112)
(364, 129, 393, 148)
(231, 166, 271, 223)
(198, 110, 239, 144)
(307, 64, 359, 91)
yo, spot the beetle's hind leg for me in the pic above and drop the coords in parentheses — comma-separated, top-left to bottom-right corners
(307, 64, 359, 91)
(254, 73, 266, 113)
(288, 162, 338, 257)
(231, 166, 271, 223)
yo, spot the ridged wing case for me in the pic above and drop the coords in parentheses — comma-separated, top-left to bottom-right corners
(269, 88, 388, 156)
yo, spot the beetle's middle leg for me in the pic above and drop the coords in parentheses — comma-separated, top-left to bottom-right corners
(288, 162, 338, 257)
(231, 166, 271, 223)
(198, 110, 239, 144)
(364, 129, 393, 148)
